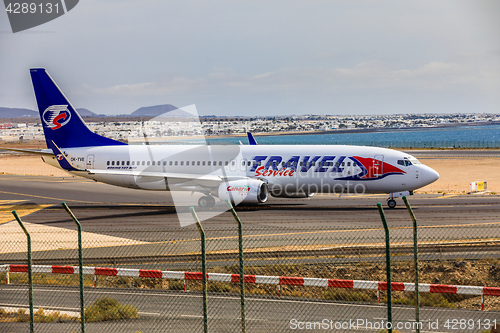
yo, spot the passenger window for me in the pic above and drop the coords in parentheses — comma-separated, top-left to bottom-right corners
(341, 162, 345, 167)
(127, 161, 130, 166)
(335, 162, 339, 167)
(202, 161, 206, 166)
(225, 161, 229, 166)
(219, 161, 222, 166)
(175, 161, 178, 166)
(353, 162, 357, 167)
(180, 161, 184, 166)
(152, 161, 155, 166)
(232, 161, 235, 166)
(192, 161, 195, 165)
(131, 161, 135, 166)
(312, 162, 315, 166)
(147, 161, 150, 166)
(300, 162, 303, 166)
(107, 161, 110, 165)
(248, 161, 251, 166)
(142, 161, 145, 166)
(111, 161, 115, 166)
(197, 161, 201, 166)
(347, 162, 351, 166)
(208, 161, 211, 166)
(169, 161, 173, 166)
(163, 161, 166, 166)
(186, 161, 189, 166)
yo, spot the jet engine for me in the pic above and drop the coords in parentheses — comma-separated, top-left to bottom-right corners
(216, 179, 269, 204)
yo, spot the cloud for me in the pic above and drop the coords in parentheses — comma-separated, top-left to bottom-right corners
(83, 60, 498, 98)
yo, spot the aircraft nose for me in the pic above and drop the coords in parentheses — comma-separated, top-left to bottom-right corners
(421, 166, 439, 186)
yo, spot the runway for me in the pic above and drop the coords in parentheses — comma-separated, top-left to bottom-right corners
(1, 173, 499, 267)
(1, 174, 499, 230)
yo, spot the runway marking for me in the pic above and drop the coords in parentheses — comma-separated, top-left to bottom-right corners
(0, 201, 52, 224)
(438, 194, 461, 199)
(134, 220, 500, 247)
(0, 190, 173, 207)
(0, 190, 98, 204)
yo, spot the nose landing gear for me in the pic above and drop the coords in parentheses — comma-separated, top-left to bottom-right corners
(386, 190, 413, 209)
(387, 199, 397, 209)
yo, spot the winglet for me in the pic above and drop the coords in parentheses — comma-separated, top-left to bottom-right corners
(247, 132, 258, 145)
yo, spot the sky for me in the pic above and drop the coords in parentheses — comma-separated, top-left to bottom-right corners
(1, 0, 499, 116)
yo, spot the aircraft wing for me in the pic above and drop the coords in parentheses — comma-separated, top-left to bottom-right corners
(0, 147, 54, 156)
(87, 168, 248, 187)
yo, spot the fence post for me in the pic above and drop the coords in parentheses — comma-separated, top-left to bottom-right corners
(190, 207, 208, 333)
(225, 199, 246, 333)
(62, 202, 86, 332)
(377, 203, 392, 333)
(403, 196, 420, 333)
(12, 210, 34, 333)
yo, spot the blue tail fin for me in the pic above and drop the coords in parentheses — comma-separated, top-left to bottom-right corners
(30, 68, 126, 148)
(247, 132, 258, 145)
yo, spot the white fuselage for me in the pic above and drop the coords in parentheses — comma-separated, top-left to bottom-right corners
(42, 144, 439, 196)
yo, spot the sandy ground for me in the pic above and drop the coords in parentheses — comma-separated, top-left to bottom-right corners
(419, 158, 498, 194)
(0, 155, 497, 193)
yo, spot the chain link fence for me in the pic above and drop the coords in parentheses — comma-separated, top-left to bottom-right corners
(1, 203, 500, 332)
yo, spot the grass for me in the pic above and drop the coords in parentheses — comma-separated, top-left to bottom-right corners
(0, 297, 139, 323)
(322, 289, 372, 302)
(85, 297, 138, 322)
(0, 307, 77, 323)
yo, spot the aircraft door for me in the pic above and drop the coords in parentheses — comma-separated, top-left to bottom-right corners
(240, 158, 248, 172)
(373, 155, 384, 177)
(86, 154, 95, 169)
(229, 159, 238, 172)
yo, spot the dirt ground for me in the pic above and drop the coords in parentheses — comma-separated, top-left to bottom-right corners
(0, 155, 69, 177)
(0, 155, 498, 194)
(419, 158, 498, 194)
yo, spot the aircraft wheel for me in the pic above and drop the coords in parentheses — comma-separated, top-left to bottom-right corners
(206, 195, 216, 208)
(387, 199, 397, 209)
(198, 196, 216, 208)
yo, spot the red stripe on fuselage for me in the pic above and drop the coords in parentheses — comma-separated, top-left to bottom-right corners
(353, 156, 405, 179)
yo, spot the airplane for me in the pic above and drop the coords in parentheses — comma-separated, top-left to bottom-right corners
(0, 68, 439, 209)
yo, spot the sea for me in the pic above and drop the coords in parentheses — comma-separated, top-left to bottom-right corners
(202, 124, 500, 148)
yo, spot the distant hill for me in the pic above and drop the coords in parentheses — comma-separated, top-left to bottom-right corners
(131, 104, 192, 117)
(0, 107, 99, 118)
(0, 107, 38, 118)
(76, 108, 99, 117)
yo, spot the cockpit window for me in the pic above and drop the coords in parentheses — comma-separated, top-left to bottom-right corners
(398, 157, 422, 166)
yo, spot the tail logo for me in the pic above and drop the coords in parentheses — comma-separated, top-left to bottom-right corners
(43, 105, 71, 130)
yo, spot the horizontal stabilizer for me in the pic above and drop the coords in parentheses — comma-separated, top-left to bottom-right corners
(0, 147, 54, 156)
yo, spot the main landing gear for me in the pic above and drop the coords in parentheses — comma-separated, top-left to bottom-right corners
(198, 195, 216, 208)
